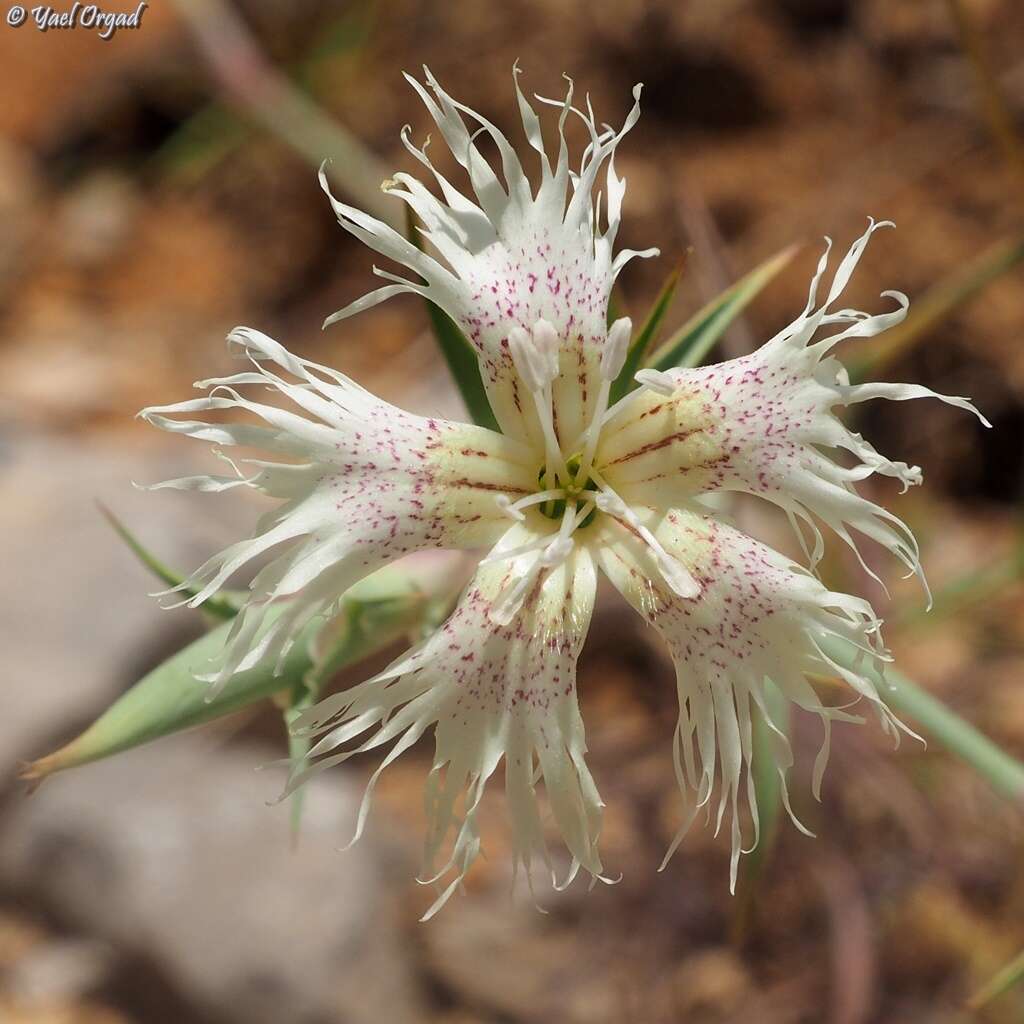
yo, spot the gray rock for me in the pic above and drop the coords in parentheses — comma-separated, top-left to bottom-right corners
(0, 735, 424, 1024)
(0, 431, 257, 767)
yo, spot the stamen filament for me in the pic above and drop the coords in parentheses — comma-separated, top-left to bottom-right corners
(496, 489, 568, 521)
(534, 383, 569, 483)
(574, 318, 631, 485)
(589, 469, 700, 599)
(488, 503, 578, 625)
(634, 367, 677, 397)
(576, 379, 610, 484)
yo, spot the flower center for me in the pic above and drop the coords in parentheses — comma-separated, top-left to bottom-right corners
(537, 454, 598, 526)
(487, 316, 701, 623)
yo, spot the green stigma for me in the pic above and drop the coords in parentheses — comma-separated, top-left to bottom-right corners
(537, 454, 597, 527)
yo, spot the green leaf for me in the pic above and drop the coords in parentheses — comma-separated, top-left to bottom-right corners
(101, 504, 242, 622)
(609, 257, 687, 404)
(405, 207, 498, 431)
(21, 563, 439, 783)
(606, 287, 628, 328)
(284, 683, 318, 845)
(846, 233, 1024, 382)
(732, 680, 790, 939)
(819, 636, 1024, 801)
(969, 948, 1024, 1011)
(647, 244, 798, 372)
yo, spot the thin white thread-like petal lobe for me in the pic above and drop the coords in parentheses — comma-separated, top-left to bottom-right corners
(139, 327, 534, 695)
(596, 507, 901, 892)
(286, 525, 602, 918)
(597, 221, 988, 593)
(324, 69, 655, 449)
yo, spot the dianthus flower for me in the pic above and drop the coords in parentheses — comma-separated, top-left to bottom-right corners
(141, 68, 987, 916)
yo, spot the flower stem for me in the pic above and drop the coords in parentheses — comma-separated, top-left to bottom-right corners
(820, 636, 1024, 803)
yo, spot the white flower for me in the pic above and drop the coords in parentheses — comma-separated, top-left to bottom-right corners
(141, 68, 988, 917)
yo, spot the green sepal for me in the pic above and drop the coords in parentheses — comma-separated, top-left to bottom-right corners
(646, 244, 797, 372)
(609, 257, 687, 404)
(404, 207, 498, 431)
(101, 504, 242, 622)
(22, 564, 440, 783)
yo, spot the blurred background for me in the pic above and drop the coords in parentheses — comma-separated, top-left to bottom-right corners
(1, 1, 1023, 1022)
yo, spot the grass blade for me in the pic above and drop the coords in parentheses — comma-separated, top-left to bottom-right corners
(609, 258, 687, 404)
(101, 504, 241, 621)
(733, 680, 789, 940)
(20, 562, 443, 783)
(819, 636, 1024, 801)
(969, 948, 1024, 1010)
(647, 244, 797, 372)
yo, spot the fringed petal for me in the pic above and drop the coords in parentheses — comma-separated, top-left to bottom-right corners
(139, 326, 535, 695)
(322, 68, 655, 448)
(596, 220, 989, 594)
(285, 523, 603, 918)
(594, 506, 903, 891)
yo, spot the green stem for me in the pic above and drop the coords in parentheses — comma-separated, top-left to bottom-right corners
(172, 0, 397, 226)
(820, 637, 1024, 802)
(732, 681, 789, 942)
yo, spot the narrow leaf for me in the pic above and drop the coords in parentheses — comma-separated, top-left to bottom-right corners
(606, 288, 628, 328)
(609, 257, 687, 404)
(284, 683, 317, 844)
(101, 504, 242, 621)
(405, 207, 498, 430)
(732, 680, 789, 939)
(819, 636, 1024, 801)
(969, 948, 1024, 1010)
(21, 563, 438, 782)
(647, 244, 798, 372)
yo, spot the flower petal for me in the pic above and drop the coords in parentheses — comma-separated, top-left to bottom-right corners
(593, 506, 901, 891)
(140, 327, 535, 694)
(596, 221, 989, 592)
(322, 67, 656, 448)
(286, 522, 603, 917)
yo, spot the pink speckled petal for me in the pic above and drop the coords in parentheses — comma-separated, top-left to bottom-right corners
(322, 68, 656, 448)
(286, 524, 603, 918)
(593, 506, 899, 891)
(140, 327, 535, 695)
(596, 222, 987, 593)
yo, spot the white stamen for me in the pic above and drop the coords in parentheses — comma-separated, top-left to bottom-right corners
(489, 571, 537, 625)
(509, 320, 569, 483)
(496, 494, 525, 521)
(500, 489, 569, 520)
(573, 500, 596, 528)
(488, 504, 578, 624)
(654, 549, 701, 598)
(532, 318, 561, 383)
(634, 367, 677, 397)
(592, 474, 700, 599)
(540, 535, 574, 567)
(508, 326, 549, 392)
(601, 317, 632, 382)
(574, 318, 634, 484)
(481, 535, 554, 565)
